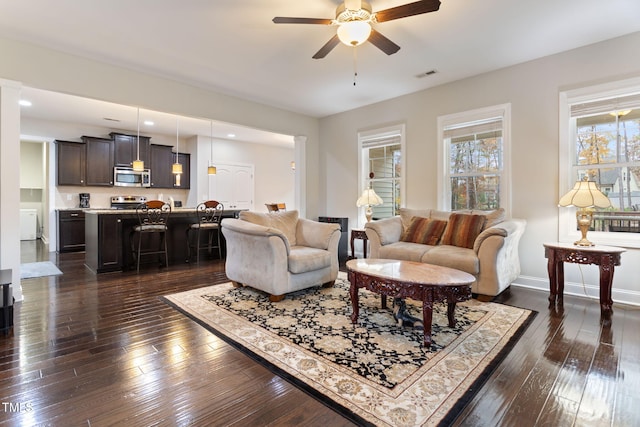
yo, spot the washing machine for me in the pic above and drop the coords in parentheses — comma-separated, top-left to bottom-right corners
(20, 209, 38, 240)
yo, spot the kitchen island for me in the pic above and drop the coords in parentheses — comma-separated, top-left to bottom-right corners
(85, 208, 243, 273)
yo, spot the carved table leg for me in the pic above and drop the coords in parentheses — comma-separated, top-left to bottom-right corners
(447, 301, 457, 327)
(547, 249, 558, 305)
(599, 255, 615, 319)
(422, 298, 434, 347)
(349, 275, 360, 324)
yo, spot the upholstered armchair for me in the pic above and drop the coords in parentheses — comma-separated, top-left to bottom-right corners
(221, 210, 341, 301)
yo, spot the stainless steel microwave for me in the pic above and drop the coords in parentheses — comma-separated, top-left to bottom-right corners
(113, 167, 151, 187)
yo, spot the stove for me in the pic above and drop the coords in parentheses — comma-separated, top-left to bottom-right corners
(110, 195, 147, 210)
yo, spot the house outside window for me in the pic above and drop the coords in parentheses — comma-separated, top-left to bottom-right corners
(560, 77, 640, 248)
(437, 104, 511, 214)
(358, 124, 405, 225)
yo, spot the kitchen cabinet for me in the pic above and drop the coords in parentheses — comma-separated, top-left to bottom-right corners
(82, 136, 114, 186)
(150, 145, 191, 189)
(111, 132, 150, 168)
(56, 140, 86, 186)
(150, 144, 174, 188)
(57, 210, 85, 252)
(85, 213, 123, 273)
(176, 152, 190, 189)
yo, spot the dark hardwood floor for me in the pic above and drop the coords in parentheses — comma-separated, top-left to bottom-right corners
(1, 240, 639, 426)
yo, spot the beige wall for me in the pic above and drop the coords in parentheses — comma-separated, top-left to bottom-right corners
(318, 31, 640, 305)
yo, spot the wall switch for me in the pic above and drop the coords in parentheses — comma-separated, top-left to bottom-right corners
(67, 194, 72, 201)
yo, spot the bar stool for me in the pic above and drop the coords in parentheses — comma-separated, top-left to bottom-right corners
(186, 201, 224, 264)
(130, 200, 171, 272)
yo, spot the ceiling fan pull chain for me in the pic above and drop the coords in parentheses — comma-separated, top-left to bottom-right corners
(353, 47, 358, 86)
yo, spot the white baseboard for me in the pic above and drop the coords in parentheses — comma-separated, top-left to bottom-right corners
(513, 275, 640, 308)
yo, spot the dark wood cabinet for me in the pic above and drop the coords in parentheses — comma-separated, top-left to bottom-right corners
(150, 144, 174, 188)
(149, 145, 190, 189)
(82, 136, 114, 186)
(176, 152, 190, 189)
(58, 210, 85, 252)
(85, 214, 123, 273)
(111, 132, 150, 168)
(56, 140, 86, 186)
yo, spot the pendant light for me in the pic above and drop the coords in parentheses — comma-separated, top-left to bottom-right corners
(132, 108, 145, 171)
(207, 120, 217, 175)
(172, 117, 182, 186)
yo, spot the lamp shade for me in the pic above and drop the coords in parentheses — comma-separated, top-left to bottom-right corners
(337, 20, 371, 46)
(558, 180, 611, 208)
(356, 188, 383, 207)
(172, 162, 183, 174)
(207, 165, 217, 175)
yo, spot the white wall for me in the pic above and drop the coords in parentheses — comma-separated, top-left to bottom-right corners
(318, 31, 640, 305)
(192, 135, 295, 210)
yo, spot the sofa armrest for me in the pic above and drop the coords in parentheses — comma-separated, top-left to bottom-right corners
(365, 216, 403, 258)
(296, 218, 341, 250)
(473, 218, 527, 296)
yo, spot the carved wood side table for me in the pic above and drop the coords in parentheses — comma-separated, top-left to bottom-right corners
(543, 242, 626, 319)
(346, 258, 474, 347)
(350, 228, 368, 259)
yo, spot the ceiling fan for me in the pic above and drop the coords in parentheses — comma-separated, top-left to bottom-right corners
(273, 0, 441, 59)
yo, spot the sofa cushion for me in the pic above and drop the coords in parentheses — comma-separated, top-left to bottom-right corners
(398, 208, 431, 231)
(401, 217, 448, 245)
(240, 210, 299, 246)
(288, 246, 331, 274)
(440, 213, 486, 249)
(421, 245, 479, 276)
(379, 241, 432, 262)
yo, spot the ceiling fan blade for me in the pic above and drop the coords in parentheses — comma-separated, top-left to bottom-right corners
(312, 35, 341, 59)
(368, 29, 401, 55)
(374, 0, 441, 23)
(273, 17, 333, 25)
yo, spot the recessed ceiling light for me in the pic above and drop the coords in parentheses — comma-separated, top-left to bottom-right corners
(144, 120, 154, 126)
(19, 99, 32, 107)
(227, 133, 236, 138)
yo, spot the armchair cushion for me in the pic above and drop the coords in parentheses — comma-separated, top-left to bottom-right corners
(288, 246, 332, 274)
(440, 213, 486, 249)
(401, 217, 447, 245)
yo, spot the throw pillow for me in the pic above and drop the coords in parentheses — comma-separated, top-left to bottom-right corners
(440, 213, 486, 249)
(398, 208, 431, 231)
(401, 217, 448, 245)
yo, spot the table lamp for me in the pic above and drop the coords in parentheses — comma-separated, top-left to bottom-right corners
(558, 177, 611, 246)
(357, 173, 383, 223)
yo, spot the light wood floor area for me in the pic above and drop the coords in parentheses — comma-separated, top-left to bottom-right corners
(1, 240, 639, 426)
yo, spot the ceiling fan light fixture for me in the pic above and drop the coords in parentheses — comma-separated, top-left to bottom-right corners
(337, 20, 371, 46)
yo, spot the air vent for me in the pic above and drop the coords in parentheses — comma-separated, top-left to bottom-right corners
(416, 70, 437, 78)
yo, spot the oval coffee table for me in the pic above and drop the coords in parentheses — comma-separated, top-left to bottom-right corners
(346, 258, 475, 347)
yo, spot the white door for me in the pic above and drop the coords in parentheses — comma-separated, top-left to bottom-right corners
(208, 163, 254, 210)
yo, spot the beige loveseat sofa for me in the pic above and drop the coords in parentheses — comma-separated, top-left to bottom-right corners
(221, 210, 341, 301)
(364, 208, 526, 298)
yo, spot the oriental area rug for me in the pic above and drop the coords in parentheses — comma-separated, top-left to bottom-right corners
(162, 275, 534, 427)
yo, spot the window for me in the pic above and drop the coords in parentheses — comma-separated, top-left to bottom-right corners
(358, 124, 405, 225)
(437, 104, 511, 214)
(560, 78, 640, 247)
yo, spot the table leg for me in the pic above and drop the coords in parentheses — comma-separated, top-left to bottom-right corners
(599, 255, 615, 318)
(349, 275, 359, 324)
(350, 233, 355, 260)
(547, 250, 558, 304)
(363, 238, 367, 259)
(381, 295, 387, 309)
(447, 302, 457, 327)
(422, 299, 434, 347)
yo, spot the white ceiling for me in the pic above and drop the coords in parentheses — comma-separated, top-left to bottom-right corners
(3, 0, 640, 141)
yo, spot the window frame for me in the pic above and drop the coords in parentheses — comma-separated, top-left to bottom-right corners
(559, 77, 640, 249)
(437, 104, 512, 216)
(358, 124, 406, 228)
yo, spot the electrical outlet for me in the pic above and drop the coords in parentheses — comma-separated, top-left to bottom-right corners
(67, 194, 72, 201)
